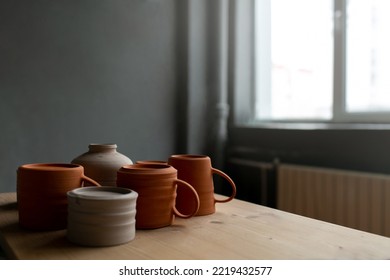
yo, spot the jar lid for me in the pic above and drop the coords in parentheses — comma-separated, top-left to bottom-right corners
(67, 186, 137, 200)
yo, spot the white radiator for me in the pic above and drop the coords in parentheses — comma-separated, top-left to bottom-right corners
(277, 164, 390, 237)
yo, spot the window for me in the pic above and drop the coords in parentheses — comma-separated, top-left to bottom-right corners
(255, 0, 390, 123)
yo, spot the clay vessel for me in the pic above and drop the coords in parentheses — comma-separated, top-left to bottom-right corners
(67, 186, 138, 246)
(17, 163, 100, 230)
(135, 160, 167, 165)
(116, 163, 200, 229)
(168, 154, 236, 216)
(71, 143, 133, 186)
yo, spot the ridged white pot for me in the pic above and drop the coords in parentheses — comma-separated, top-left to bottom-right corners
(67, 186, 138, 247)
(71, 144, 133, 186)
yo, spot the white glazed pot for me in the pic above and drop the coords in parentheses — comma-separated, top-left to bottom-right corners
(67, 186, 137, 246)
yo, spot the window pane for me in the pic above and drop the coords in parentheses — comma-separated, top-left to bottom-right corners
(255, 0, 333, 120)
(346, 0, 390, 113)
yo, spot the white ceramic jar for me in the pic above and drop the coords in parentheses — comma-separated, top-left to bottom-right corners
(71, 144, 133, 186)
(67, 186, 138, 246)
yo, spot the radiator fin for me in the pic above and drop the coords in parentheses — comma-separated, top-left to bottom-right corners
(278, 164, 390, 237)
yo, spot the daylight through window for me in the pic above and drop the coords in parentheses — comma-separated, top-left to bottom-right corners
(255, 0, 390, 122)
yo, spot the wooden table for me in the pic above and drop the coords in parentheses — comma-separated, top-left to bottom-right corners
(0, 192, 389, 260)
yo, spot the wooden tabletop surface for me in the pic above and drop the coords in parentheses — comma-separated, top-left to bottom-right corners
(0, 192, 389, 260)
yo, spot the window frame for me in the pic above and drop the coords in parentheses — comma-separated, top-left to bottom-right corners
(227, 0, 390, 178)
(249, 0, 390, 126)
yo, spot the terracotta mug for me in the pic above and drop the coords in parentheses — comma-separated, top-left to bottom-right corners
(135, 160, 167, 165)
(17, 163, 100, 230)
(168, 154, 237, 216)
(116, 163, 200, 229)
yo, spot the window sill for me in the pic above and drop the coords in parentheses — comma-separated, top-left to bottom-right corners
(240, 121, 390, 130)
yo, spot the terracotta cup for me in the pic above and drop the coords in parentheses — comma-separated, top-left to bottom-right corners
(116, 163, 200, 229)
(168, 154, 237, 216)
(17, 163, 100, 230)
(135, 160, 167, 165)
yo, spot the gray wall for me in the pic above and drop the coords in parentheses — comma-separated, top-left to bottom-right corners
(228, 126, 390, 175)
(0, 0, 179, 192)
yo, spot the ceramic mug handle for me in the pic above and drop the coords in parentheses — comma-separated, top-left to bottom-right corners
(81, 174, 101, 187)
(212, 168, 237, 203)
(172, 179, 200, 218)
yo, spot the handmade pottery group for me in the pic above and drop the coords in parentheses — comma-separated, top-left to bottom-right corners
(15, 143, 237, 247)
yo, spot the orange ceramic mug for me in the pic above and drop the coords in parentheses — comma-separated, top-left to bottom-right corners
(17, 163, 100, 230)
(135, 160, 167, 165)
(117, 163, 200, 229)
(168, 154, 237, 216)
